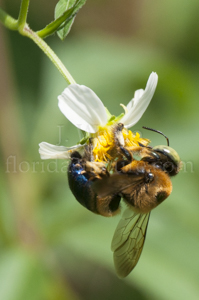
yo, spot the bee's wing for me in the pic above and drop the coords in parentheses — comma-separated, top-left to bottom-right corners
(111, 209, 150, 278)
(93, 173, 144, 198)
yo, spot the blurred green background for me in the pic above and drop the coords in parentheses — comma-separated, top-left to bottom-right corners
(0, 0, 199, 299)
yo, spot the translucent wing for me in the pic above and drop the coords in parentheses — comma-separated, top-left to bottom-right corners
(111, 208, 150, 278)
(93, 173, 144, 198)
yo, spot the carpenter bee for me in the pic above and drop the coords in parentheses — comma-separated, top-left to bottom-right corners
(68, 124, 181, 278)
(94, 124, 181, 278)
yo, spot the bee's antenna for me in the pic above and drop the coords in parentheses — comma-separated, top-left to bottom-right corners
(142, 126, 169, 146)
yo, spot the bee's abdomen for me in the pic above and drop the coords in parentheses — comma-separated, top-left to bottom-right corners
(68, 161, 98, 213)
(68, 159, 121, 217)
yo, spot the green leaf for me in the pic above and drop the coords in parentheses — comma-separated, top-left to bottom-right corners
(37, 5, 77, 39)
(55, 0, 87, 40)
(55, 0, 76, 17)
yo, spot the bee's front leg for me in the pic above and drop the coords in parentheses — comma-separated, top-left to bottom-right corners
(113, 123, 133, 162)
(127, 144, 154, 160)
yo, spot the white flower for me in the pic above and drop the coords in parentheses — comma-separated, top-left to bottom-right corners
(58, 84, 107, 133)
(39, 142, 84, 160)
(120, 72, 158, 127)
(39, 72, 158, 160)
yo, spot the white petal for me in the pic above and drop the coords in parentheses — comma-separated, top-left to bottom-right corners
(58, 84, 107, 133)
(126, 89, 144, 110)
(39, 142, 83, 160)
(120, 72, 158, 128)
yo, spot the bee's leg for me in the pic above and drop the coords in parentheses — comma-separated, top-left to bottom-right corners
(119, 146, 133, 162)
(70, 151, 82, 163)
(84, 161, 109, 179)
(131, 146, 154, 159)
(83, 138, 94, 162)
(126, 141, 153, 159)
(113, 123, 133, 162)
(88, 138, 94, 161)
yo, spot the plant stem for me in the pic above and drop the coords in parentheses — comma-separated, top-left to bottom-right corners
(23, 25, 76, 85)
(17, 0, 30, 29)
(0, 8, 18, 30)
(0, 3, 76, 85)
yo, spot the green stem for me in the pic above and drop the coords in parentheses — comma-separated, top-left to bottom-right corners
(0, 3, 76, 85)
(0, 8, 18, 30)
(23, 25, 76, 85)
(17, 0, 30, 29)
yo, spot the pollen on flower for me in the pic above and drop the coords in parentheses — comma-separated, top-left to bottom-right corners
(92, 126, 114, 162)
(91, 124, 150, 162)
(122, 128, 150, 148)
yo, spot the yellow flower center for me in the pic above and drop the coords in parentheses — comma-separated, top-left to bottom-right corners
(91, 124, 150, 162)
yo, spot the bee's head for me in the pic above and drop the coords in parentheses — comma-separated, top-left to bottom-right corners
(152, 145, 181, 176)
(142, 127, 181, 176)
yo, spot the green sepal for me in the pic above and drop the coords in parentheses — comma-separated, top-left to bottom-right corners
(78, 130, 90, 145)
(107, 115, 116, 122)
(105, 107, 112, 120)
(107, 112, 124, 125)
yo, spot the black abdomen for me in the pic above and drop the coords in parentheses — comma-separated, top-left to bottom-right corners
(68, 160, 98, 213)
(68, 152, 121, 216)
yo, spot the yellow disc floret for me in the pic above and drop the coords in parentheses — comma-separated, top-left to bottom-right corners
(91, 123, 150, 162)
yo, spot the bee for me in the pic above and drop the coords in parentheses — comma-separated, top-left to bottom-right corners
(68, 124, 181, 278)
(94, 124, 181, 278)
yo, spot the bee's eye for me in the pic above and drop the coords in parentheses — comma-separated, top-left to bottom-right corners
(163, 161, 175, 174)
